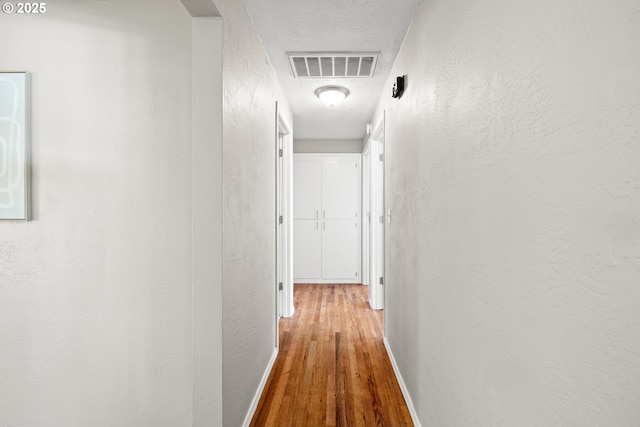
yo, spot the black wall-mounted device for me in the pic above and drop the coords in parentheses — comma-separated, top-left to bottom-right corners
(392, 76, 405, 99)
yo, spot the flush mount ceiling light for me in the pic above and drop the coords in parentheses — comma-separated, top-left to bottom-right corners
(315, 86, 349, 107)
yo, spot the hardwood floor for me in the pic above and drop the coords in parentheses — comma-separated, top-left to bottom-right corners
(250, 284, 413, 427)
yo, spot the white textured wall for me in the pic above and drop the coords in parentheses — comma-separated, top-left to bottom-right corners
(0, 1, 194, 425)
(294, 138, 364, 153)
(212, 1, 293, 426)
(374, 0, 640, 425)
(192, 17, 223, 427)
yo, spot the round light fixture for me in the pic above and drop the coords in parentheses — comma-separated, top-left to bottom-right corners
(315, 85, 349, 107)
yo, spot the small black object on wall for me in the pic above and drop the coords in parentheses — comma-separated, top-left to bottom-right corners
(392, 75, 405, 99)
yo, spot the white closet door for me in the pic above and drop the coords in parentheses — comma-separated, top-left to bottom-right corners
(293, 159, 322, 219)
(322, 159, 360, 219)
(322, 220, 359, 280)
(293, 220, 321, 279)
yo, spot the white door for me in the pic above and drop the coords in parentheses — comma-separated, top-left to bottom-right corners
(322, 159, 360, 219)
(293, 219, 321, 279)
(293, 160, 322, 219)
(293, 153, 361, 283)
(322, 219, 359, 280)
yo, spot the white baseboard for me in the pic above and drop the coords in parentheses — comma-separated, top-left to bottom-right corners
(241, 347, 278, 427)
(293, 279, 362, 284)
(384, 337, 422, 427)
(286, 304, 295, 318)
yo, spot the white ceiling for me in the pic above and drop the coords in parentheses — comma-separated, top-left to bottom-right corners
(243, 0, 421, 140)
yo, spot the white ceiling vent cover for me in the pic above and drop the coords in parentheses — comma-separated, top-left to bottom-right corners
(287, 52, 379, 79)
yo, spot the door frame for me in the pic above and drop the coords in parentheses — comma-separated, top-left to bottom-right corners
(276, 105, 294, 334)
(362, 144, 371, 291)
(365, 116, 385, 310)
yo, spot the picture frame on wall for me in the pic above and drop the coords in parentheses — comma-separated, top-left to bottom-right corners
(0, 72, 31, 221)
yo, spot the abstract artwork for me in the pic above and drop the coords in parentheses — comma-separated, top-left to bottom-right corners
(0, 72, 30, 221)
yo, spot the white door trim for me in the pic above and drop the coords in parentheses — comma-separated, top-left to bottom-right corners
(368, 115, 385, 310)
(276, 107, 294, 324)
(362, 143, 371, 294)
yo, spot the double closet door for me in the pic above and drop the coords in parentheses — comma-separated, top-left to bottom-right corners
(293, 154, 361, 283)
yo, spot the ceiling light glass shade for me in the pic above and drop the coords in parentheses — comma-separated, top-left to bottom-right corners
(315, 85, 349, 107)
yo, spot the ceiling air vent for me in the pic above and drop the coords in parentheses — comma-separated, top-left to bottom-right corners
(288, 52, 379, 79)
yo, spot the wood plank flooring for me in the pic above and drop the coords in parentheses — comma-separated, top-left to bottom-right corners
(250, 284, 413, 427)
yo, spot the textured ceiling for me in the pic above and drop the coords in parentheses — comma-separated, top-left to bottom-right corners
(244, 0, 421, 139)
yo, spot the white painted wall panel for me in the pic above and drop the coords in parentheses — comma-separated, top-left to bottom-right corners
(211, 1, 294, 426)
(0, 0, 292, 425)
(192, 17, 223, 427)
(0, 1, 194, 425)
(373, 0, 640, 425)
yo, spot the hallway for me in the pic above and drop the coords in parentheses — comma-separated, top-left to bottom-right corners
(1, 0, 638, 425)
(251, 284, 413, 426)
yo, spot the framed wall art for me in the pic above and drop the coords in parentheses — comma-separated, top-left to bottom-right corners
(0, 72, 31, 221)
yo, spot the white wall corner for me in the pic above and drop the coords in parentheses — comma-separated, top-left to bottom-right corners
(241, 348, 279, 427)
(384, 338, 422, 427)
